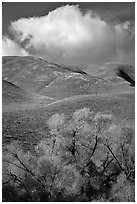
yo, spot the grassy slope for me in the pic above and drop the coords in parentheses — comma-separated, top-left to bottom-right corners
(2, 80, 34, 104)
(2, 57, 134, 99)
(3, 92, 134, 151)
(2, 57, 135, 202)
(84, 63, 135, 85)
(2, 56, 39, 81)
(39, 74, 112, 98)
(3, 56, 95, 95)
(2, 56, 135, 151)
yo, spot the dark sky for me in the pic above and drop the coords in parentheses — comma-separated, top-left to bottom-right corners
(2, 2, 135, 66)
(2, 2, 135, 35)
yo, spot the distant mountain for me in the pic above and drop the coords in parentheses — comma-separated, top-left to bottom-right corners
(116, 64, 135, 86)
(2, 57, 134, 100)
(2, 56, 111, 98)
(84, 62, 135, 87)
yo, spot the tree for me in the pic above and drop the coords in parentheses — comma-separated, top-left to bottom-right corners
(3, 108, 135, 201)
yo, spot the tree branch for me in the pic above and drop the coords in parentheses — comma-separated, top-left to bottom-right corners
(8, 171, 32, 201)
(120, 143, 129, 172)
(14, 153, 46, 190)
(91, 134, 98, 156)
(106, 144, 128, 175)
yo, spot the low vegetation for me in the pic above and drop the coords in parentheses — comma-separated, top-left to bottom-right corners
(2, 108, 135, 201)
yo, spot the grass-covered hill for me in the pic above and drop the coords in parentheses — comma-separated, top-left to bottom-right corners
(2, 56, 135, 202)
(2, 56, 112, 98)
(3, 56, 135, 99)
(85, 62, 135, 86)
(2, 80, 33, 104)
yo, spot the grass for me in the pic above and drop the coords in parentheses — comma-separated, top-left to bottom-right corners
(3, 92, 134, 153)
(3, 107, 135, 202)
(2, 56, 135, 201)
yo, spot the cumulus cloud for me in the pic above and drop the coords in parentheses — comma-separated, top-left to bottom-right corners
(3, 5, 134, 65)
(2, 36, 29, 56)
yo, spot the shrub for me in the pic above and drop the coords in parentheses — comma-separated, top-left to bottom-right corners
(3, 108, 135, 201)
(110, 172, 135, 202)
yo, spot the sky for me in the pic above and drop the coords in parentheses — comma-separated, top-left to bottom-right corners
(2, 2, 135, 66)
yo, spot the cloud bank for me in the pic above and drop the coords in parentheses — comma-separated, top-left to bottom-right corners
(2, 5, 134, 65)
(2, 36, 29, 56)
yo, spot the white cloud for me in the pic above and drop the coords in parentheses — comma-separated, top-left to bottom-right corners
(2, 37, 29, 56)
(3, 5, 134, 65)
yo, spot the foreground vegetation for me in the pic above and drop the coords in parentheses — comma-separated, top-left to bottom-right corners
(3, 108, 135, 201)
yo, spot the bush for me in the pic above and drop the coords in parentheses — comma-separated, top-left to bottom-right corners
(110, 172, 135, 202)
(3, 108, 135, 201)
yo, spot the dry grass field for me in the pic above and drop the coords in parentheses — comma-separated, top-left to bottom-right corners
(2, 56, 135, 201)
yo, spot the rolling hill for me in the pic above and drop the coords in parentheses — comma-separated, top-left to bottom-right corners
(2, 56, 135, 202)
(84, 62, 135, 86)
(2, 80, 33, 104)
(3, 56, 109, 97)
(2, 56, 135, 147)
(2, 56, 135, 100)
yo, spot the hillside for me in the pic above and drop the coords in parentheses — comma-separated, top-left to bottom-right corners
(2, 56, 111, 97)
(2, 56, 135, 202)
(2, 56, 135, 100)
(2, 80, 33, 104)
(84, 62, 135, 86)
